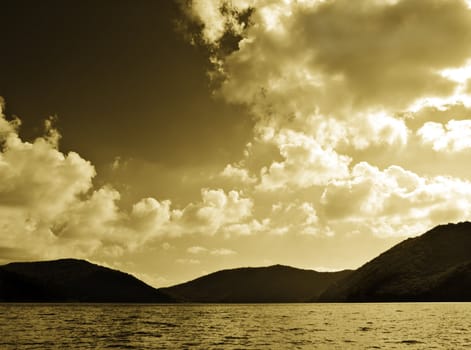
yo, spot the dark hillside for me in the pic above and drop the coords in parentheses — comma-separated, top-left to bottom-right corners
(0, 259, 174, 303)
(319, 222, 471, 302)
(161, 264, 352, 302)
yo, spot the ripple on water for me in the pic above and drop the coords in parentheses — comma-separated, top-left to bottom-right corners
(1, 303, 471, 349)
(399, 339, 424, 345)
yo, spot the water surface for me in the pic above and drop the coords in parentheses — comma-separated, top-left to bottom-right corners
(1, 303, 470, 349)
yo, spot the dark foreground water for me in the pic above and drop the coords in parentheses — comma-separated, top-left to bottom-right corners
(1, 303, 471, 349)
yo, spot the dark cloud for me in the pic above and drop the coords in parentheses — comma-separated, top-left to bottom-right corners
(299, 0, 471, 109)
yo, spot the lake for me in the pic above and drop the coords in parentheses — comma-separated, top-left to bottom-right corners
(1, 303, 470, 349)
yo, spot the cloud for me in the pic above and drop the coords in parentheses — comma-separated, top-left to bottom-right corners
(0, 118, 95, 223)
(186, 246, 237, 256)
(267, 201, 319, 236)
(181, 0, 471, 241)
(220, 163, 257, 185)
(257, 129, 351, 191)
(176, 258, 201, 265)
(417, 119, 471, 152)
(222, 218, 266, 236)
(210, 248, 237, 256)
(0, 102, 258, 261)
(295, 0, 471, 109)
(185, 0, 252, 45)
(184, 0, 471, 162)
(404, 102, 471, 131)
(187, 246, 208, 254)
(187, 0, 471, 123)
(0, 105, 105, 257)
(161, 242, 172, 250)
(129, 197, 173, 237)
(178, 188, 254, 235)
(347, 111, 409, 150)
(321, 162, 471, 236)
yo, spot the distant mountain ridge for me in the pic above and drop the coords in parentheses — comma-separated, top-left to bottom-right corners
(2, 222, 471, 303)
(0, 258, 174, 303)
(319, 222, 471, 302)
(160, 264, 352, 302)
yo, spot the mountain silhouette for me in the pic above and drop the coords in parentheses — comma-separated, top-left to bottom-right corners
(160, 264, 352, 302)
(319, 222, 471, 302)
(3, 222, 471, 303)
(0, 258, 174, 303)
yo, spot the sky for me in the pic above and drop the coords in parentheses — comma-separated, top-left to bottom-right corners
(2, 0, 471, 287)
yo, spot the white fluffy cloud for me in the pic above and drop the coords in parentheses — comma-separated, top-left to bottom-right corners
(220, 163, 257, 184)
(0, 107, 105, 257)
(267, 201, 319, 236)
(417, 119, 471, 152)
(177, 188, 254, 235)
(321, 162, 471, 236)
(182, 0, 471, 240)
(0, 103, 258, 260)
(257, 129, 351, 191)
(0, 118, 95, 223)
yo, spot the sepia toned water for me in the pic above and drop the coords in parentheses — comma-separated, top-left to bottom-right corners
(1, 303, 471, 349)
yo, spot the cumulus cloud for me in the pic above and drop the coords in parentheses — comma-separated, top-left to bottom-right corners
(129, 197, 173, 237)
(321, 162, 471, 236)
(188, 0, 471, 120)
(347, 111, 409, 150)
(266, 201, 319, 236)
(257, 129, 351, 191)
(178, 188, 253, 235)
(417, 119, 471, 152)
(181, 0, 471, 240)
(222, 218, 266, 236)
(0, 118, 95, 223)
(185, 0, 471, 158)
(220, 163, 257, 184)
(0, 102, 257, 260)
(0, 105, 106, 257)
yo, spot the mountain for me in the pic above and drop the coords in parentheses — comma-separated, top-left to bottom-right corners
(319, 222, 471, 302)
(4, 221, 470, 303)
(160, 264, 352, 302)
(0, 258, 174, 303)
